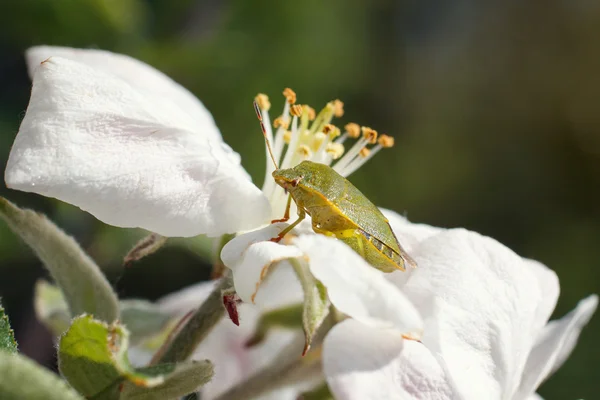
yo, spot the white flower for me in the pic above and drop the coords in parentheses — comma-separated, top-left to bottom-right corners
(5, 46, 597, 400)
(133, 280, 308, 400)
(221, 224, 423, 334)
(321, 212, 599, 400)
(5, 46, 270, 237)
(219, 91, 423, 346)
(6, 45, 421, 345)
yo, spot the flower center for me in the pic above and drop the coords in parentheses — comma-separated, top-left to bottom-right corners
(254, 88, 395, 219)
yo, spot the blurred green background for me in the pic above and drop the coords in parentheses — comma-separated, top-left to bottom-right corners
(0, 0, 598, 398)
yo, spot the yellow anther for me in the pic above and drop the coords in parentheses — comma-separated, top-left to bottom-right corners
(273, 116, 290, 130)
(359, 148, 371, 158)
(303, 105, 316, 121)
(283, 130, 292, 144)
(333, 99, 344, 117)
(298, 144, 312, 159)
(312, 132, 327, 152)
(362, 127, 378, 144)
(326, 143, 345, 159)
(290, 104, 303, 117)
(378, 134, 395, 148)
(255, 94, 271, 111)
(345, 123, 361, 138)
(283, 88, 297, 104)
(323, 124, 336, 134)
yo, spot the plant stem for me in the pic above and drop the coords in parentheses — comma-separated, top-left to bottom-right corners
(214, 342, 323, 400)
(157, 272, 233, 363)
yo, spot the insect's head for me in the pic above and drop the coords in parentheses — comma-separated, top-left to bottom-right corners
(273, 160, 323, 190)
(272, 166, 304, 192)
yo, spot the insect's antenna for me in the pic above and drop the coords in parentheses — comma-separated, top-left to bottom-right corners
(253, 100, 279, 170)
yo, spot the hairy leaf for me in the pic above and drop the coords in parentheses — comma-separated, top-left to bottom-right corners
(0, 197, 119, 322)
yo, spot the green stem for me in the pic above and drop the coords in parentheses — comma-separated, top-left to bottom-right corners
(157, 272, 233, 363)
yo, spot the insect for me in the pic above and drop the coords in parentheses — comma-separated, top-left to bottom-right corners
(254, 100, 416, 272)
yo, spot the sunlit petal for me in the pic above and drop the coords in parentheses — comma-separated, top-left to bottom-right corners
(5, 56, 270, 236)
(323, 319, 456, 400)
(515, 295, 598, 400)
(221, 223, 303, 305)
(26, 45, 222, 143)
(403, 229, 543, 399)
(293, 234, 423, 336)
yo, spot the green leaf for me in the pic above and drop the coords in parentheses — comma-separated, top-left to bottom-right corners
(121, 360, 214, 400)
(0, 302, 17, 353)
(291, 260, 330, 355)
(58, 315, 163, 399)
(0, 197, 119, 322)
(0, 352, 84, 400)
(120, 300, 171, 344)
(34, 280, 71, 336)
(35, 281, 171, 342)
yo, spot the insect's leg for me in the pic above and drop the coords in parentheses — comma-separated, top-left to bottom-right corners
(270, 208, 306, 242)
(271, 194, 293, 223)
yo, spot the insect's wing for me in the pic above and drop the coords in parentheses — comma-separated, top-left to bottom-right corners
(335, 186, 416, 267)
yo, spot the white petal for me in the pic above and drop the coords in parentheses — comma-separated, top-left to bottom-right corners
(221, 223, 304, 306)
(379, 209, 444, 289)
(403, 229, 543, 400)
(323, 319, 456, 400)
(25, 46, 222, 143)
(293, 235, 423, 336)
(380, 208, 443, 250)
(526, 394, 544, 400)
(5, 56, 270, 237)
(157, 281, 218, 314)
(523, 259, 560, 338)
(151, 278, 304, 399)
(514, 295, 598, 400)
(198, 303, 302, 400)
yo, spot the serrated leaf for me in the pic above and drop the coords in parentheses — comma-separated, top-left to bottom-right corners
(121, 360, 214, 400)
(291, 260, 330, 355)
(58, 315, 163, 399)
(0, 303, 17, 353)
(35, 280, 171, 342)
(0, 352, 84, 400)
(0, 198, 119, 322)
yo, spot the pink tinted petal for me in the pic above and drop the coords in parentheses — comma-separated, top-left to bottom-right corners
(157, 281, 218, 314)
(323, 319, 456, 400)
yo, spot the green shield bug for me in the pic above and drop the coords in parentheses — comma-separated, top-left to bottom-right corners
(253, 96, 416, 272)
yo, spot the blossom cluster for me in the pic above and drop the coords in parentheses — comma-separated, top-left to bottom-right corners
(2, 46, 596, 400)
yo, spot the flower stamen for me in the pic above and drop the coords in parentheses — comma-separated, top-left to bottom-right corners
(257, 89, 397, 217)
(283, 88, 297, 104)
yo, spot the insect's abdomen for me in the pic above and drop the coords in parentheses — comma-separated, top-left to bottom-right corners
(332, 228, 406, 272)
